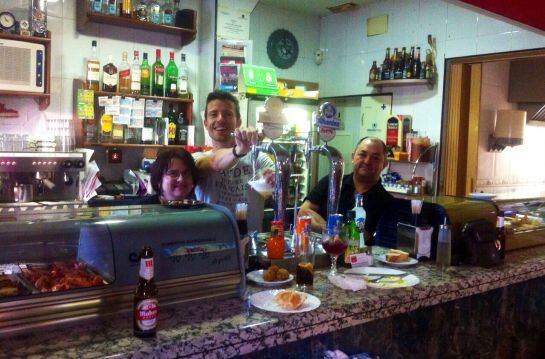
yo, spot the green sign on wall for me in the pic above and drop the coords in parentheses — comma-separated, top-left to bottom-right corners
(238, 64, 278, 96)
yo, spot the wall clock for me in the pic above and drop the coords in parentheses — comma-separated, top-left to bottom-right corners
(267, 29, 299, 69)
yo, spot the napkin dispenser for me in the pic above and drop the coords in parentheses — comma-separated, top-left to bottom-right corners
(397, 223, 417, 256)
(458, 218, 502, 267)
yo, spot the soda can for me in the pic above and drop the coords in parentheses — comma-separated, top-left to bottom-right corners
(327, 213, 343, 234)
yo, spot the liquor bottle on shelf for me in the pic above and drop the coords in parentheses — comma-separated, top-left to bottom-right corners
(166, 104, 177, 145)
(177, 53, 189, 98)
(142, 116, 155, 144)
(133, 0, 148, 21)
(162, 0, 175, 25)
(405, 47, 415, 79)
(381, 47, 391, 80)
(90, 0, 103, 13)
(102, 55, 118, 92)
(176, 111, 188, 145)
(100, 112, 113, 143)
(152, 49, 165, 97)
(165, 51, 178, 97)
(85, 118, 98, 143)
(390, 48, 398, 80)
(112, 123, 125, 143)
(106, 0, 118, 16)
(155, 117, 167, 145)
(86, 40, 100, 91)
(118, 51, 131, 94)
(131, 51, 141, 95)
(419, 61, 427, 79)
(148, 0, 162, 24)
(133, 246, 158, 338)
(394, 47, 405, 79)
(369, 60, 377, 83)
(141, 52, 151, 95)
(413, 47, 422, 81)
(121, 0, 132, 18)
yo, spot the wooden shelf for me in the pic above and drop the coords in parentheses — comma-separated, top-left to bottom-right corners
(0, 33, 51, 110)
(85, 142, 186, 149)
(77, 0, 197, 47)
(92, 90, 193, 104)
(369, 79, 433, 87)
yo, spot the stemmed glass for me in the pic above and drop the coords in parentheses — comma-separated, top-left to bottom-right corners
(321, 227, 348, 276)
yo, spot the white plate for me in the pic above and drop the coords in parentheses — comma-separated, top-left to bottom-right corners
(250, 290, 321, 313)
(365, 274, 420, 289)
(377, 255, 418, 267)
(345, 267, 405, 276)
(246, 270, 294, 286)
(469, 192, 496, 200)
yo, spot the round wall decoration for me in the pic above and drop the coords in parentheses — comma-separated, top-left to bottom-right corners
(266, 29, 299, 69)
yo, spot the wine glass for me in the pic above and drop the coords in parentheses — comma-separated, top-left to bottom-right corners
(321, 228, 348, 276)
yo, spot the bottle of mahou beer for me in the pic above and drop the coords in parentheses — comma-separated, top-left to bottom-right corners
(134, 246, 158, 338)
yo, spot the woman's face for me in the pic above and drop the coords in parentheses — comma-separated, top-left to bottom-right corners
(160, 158, 194, 201)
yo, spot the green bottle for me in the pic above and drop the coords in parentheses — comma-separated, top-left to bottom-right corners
(152, 49, 164, 97)
(343, 210, 360, 266)
(140, 52, 151, 96)
(165, 51, 178, 97)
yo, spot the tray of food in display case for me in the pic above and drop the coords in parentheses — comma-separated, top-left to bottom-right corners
(0, 269, 34, 298)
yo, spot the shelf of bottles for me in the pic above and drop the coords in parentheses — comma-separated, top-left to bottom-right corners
(368, 37, 436, 87)
(78, 0, 197, 46)
(0, 32, 51, 110)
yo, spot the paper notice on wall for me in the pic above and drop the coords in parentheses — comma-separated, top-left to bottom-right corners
(145, 99, 163, 118)
(217, 6, 250, 40)
(130, 99, 145, 128)
(76, 89, 94, 120)
(113, 97, 134, 125)
(99, 96, 121, 116)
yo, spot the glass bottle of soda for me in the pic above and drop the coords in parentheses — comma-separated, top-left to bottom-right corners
(134, 246, 158, 338)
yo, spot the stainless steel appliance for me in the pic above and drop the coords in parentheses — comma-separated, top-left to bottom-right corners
(0, 203, 244, 336)
(0, 152, 85, 203)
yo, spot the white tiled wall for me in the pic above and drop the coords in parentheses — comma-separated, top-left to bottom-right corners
(476, 62, 545, 198)
(249, 3, 320, 82)
(0, 1, 201, 138)
(318, 0, 545, 142)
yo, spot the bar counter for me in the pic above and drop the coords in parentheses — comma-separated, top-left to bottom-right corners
(3, 245, 545, 358)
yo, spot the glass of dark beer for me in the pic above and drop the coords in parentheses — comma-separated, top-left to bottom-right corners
(295, 230, 315, 291)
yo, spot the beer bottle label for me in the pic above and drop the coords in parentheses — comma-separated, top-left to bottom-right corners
(139, 258, 154, 280)
(135, 298, 158, 331)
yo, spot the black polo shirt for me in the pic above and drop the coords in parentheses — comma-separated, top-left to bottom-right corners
(305, 173, 393, 239)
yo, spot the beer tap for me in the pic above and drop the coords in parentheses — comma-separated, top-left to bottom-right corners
(251, 141, 292, 224)
(304, 102, 345, 219)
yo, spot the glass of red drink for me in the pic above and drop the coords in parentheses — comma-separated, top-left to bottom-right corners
(321, 228, 348, 276)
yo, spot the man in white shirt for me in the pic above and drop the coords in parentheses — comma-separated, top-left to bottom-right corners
(193, 90, 274, 230)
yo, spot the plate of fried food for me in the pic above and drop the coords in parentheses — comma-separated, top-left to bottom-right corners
(377, 249, 418, 267)
(250, 289, 320, 313)
(246, 265, 293, 286)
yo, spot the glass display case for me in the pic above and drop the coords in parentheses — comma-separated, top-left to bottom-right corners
(497, 199, 545, 250)
(0, 204, 244, 336)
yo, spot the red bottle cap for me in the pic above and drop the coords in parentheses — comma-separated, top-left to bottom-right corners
(170, 51, 174, 60)
(156, 49, 161, 57)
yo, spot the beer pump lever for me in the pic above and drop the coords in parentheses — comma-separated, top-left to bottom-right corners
(304, 103, 344, 220)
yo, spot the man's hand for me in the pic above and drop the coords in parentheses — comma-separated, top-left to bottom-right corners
(298, 200, 326, 233)
(233, 127, 258, 156)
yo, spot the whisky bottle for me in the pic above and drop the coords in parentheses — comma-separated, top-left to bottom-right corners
(102, 55, 118, 92)
(131, 51, 141, 94)
(140, 52, 151, 95)
(118, 51, 131, 94)
(165, 51, 178, 97)
(176, 111, 188, 145)
(177, 53, 189, 98)
(167, 104, 177, 145)
(121, 0, 132, 18)
(86, 40, 100, 91)
(100, 112, 113, 143)
(152, 49, 164, 97)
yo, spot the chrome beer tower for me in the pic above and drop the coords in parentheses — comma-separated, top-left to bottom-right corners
(251, 97, 292, 224)
(304, 102, 344, 219)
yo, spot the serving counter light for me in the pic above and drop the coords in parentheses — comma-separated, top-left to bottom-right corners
(488, 109, 526, 152)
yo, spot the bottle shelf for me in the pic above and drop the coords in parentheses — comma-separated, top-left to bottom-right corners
(84, 143, 208, 152)
(0, 32, 51, 44)
(77, 0, 197, 47)
(368, 79, 433, 87)
(92, 90, 193, 104)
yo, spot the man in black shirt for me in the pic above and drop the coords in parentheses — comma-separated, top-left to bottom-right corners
(299, 137, 393, 243)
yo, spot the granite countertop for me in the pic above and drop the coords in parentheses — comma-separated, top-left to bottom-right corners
(3, 246, 545, 359)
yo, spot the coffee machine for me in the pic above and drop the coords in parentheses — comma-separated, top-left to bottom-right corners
(0, 152, 85, 203)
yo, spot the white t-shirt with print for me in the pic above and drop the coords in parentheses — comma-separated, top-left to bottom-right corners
(193, 150, 274, 231)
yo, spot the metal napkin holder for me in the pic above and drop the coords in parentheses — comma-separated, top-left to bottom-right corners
(397, 222, 418, 256)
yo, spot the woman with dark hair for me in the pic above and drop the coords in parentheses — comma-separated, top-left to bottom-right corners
(150, 148, 198, 202)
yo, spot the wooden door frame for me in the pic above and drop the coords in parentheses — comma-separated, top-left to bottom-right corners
(440, 48, 545, 196)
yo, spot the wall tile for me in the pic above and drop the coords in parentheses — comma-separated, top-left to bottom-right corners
(510, 27, 545, 51)
(342, 54, 366, 96)
(418, 0, 448, 43)
(444, 37, 477, 58)
(476, 12, 513, 37)
(476, 32, 512, 55)
(446, 3, 477, 40)
(48, 16, 63, 78)
(63, 0, 77, 20)
(47, 0, 63, 18)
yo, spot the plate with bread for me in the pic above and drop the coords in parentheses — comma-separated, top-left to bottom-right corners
(250, 289, 320, 313)
(247, 265, 294, 286)
(377, 249, 418, 267)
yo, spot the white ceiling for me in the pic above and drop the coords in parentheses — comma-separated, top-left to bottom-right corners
(258, 0, 374, 16)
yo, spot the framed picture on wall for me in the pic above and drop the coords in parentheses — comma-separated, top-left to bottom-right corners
(215, 40, 252, 91)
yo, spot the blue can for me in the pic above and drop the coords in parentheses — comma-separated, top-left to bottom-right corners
(327, 213, 343, 234)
